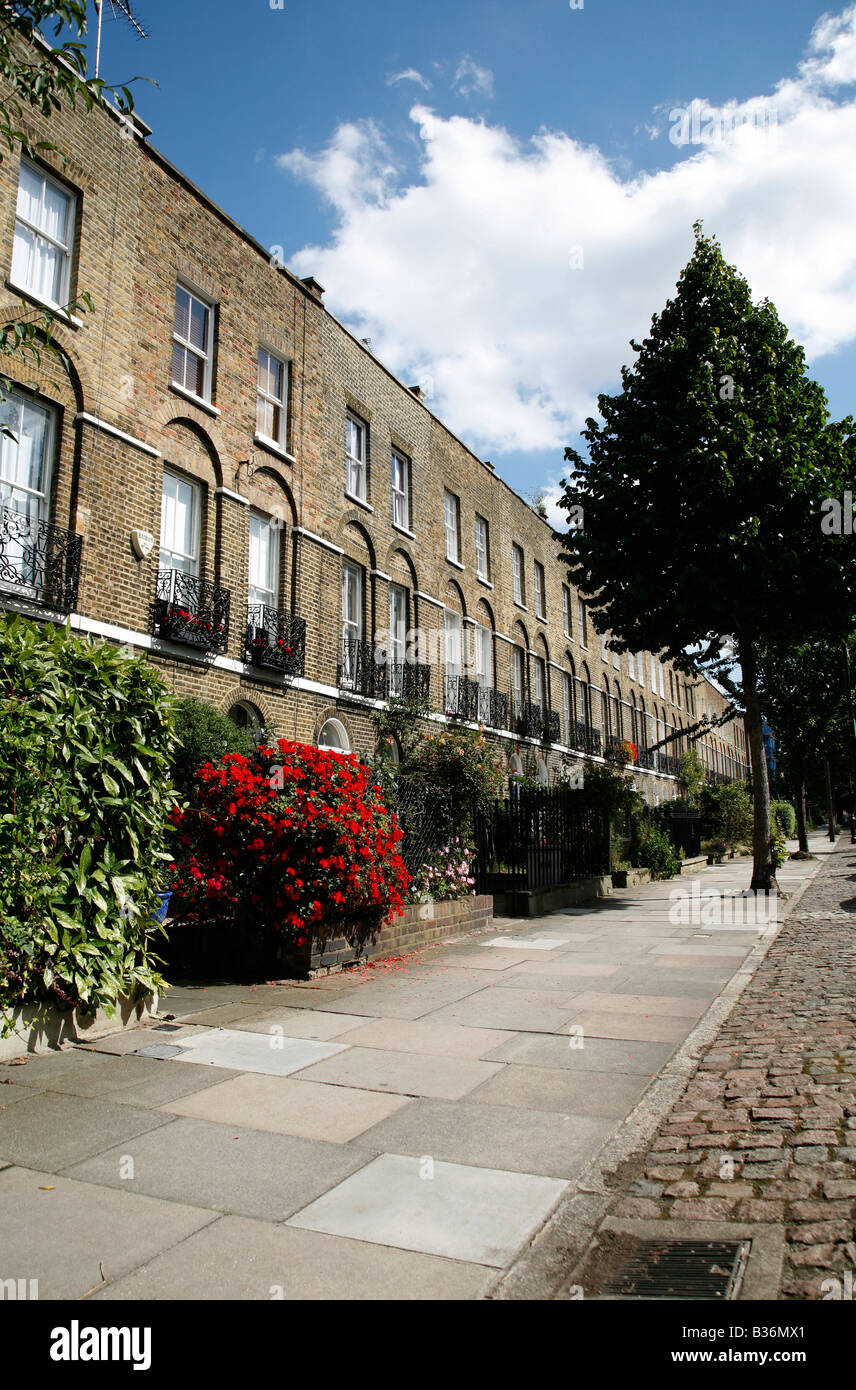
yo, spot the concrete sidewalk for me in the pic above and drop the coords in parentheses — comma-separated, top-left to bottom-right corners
(0, 838, 831, 1300)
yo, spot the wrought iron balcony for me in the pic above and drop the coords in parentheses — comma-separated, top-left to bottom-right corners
(388, 660, 430, 702)
(517, 701, 544, 739)
(445, 673, 480, 719)
(0, 505, 82, 613)
(337, 639, 386, 698)
(245, 605, 306, 677)
(569, 719, 603, 757)
(543, 709, 561, 744)
(478, 685, 509, 730)
(152, 570, 231, 653)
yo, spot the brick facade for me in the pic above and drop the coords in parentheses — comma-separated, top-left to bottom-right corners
(0, 64, 751, 801)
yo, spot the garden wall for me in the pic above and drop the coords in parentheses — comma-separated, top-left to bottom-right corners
(281, 895, 494, 977)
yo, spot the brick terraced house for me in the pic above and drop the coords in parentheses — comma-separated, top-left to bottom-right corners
(0, 70, 750, 800)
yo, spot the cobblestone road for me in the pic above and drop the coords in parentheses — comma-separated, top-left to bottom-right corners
(609, 839, 856, 1299)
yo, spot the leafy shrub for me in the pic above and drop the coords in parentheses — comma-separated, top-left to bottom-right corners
(635, 821, 681, 880)
(771, 799, 796, 839)
(676, 746, 705, 806)
(409, 837, 475, 903)
(169, 740, 408, 946)
(171, 697, 257, 804)
(405, 725, 505, 838)
(702, 780, 753, 846)
(771, 827, 789, 870)
(0, 616, 176, 1031)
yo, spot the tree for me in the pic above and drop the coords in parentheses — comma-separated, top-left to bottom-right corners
(756, 637, 853, 851)
(558, 225, 856, 891)
(0, 3, 142, 387)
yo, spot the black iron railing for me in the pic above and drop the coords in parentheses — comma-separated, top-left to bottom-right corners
(480, 686, 509, 730)
(338, 639, 429, 702)
(543, 709, 561, 744)
(152, 569, 231, 653)
(0, 505, 82, 613)
(388, 660, 430, 702)
(569, 720, 603, 757)
(338, 638, 386, 698)
(473, 786, 610, 913)
(517, 701, 543, 739)
(245, 605, 306, 677)
(445, 673, 480, 719)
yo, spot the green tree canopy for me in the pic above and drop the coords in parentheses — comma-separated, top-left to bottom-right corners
(559, 225, 856, 889)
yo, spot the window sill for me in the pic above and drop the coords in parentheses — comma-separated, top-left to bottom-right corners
(345, 491, 374, 513)
(446, 556, 465, 572)
(513, 601, 528, 613)
(169, 381, 221, 417)
(392, 522, 416, 540)
(253, 433, 295, 464)
(7, 280, 83, 328)
(476, 574, 493, 589)
(535, 611, 547, 623)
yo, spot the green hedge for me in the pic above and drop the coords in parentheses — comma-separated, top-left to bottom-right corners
(0, 616, 177, 1031)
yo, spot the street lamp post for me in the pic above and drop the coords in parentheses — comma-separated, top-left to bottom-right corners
(842, 642, 856, 845)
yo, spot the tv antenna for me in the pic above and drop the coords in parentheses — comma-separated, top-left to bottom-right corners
(94, 1, 149, 80)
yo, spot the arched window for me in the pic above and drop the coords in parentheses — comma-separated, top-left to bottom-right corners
(318, 718, 350, 753)
(228, 701, 264, 745)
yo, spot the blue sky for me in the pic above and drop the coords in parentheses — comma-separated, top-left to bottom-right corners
(87, 0, 856, 507)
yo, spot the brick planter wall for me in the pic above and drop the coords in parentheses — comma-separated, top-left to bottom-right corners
(278, 895, 494, 978)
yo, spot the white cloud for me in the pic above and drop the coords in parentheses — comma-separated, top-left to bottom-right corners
(277, 5, 856, 459)
(452, 56, 495, 100)
(387, 68, 431, 90)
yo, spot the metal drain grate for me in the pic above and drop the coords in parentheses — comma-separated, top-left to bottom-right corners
(601, 1240, 750, 1300)
(153, 1024, 182, 1032)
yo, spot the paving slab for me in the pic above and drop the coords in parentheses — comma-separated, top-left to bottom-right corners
(288, 1152, 568, 1266)
(171, 1026, 349, 1076)
(355, 1098, 614, 1178)
(10, 1052, 235, 1100)
(226, 1009, 369, 1040)
(485, 934, 569, 951)
(88, 1024, 207, 1055)
(509, 959, 622, 978)
(564, 991, 703, 1019)
(159, 1072, 412, 1143)
(64, 1116, 373, 1221)
(0, 1081, 38, 1108)
(332, 1017, 515, 1059)
(0, 1164, 217, 1298)
(560, 1009, 691, 1044)
(292, 1046, 503, 1100)
(652, 953, 753, 969)
(93, 1214, 494, 1300)
(466, 1063, 652, 1118)
(0, 1092, 175, 1171)
(0, 1047, 103, 1083)
(494, 970, 633, 994)
(483, 1031, 673, 1074)
(422, 987, 581, 1034)
(106, 1061, 241, 1109)
(318, 975, 490, 1020)
(163, 1002, 291, 1028)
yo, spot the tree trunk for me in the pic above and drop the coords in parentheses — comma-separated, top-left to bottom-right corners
(825, 757, 837, 842)
(795, 776, 809, 854)
(740, 638, 777, 892)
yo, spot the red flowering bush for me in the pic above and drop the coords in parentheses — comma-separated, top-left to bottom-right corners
(167, 740, 408, 947)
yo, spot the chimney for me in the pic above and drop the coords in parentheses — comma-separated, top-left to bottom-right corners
(300, 276, 325, 302)
(409, 385, 425, 402)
